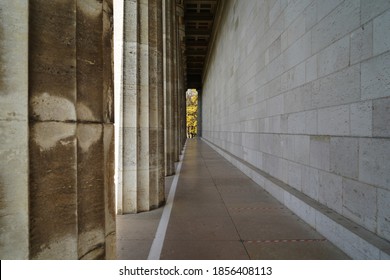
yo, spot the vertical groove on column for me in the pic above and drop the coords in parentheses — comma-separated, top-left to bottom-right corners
(163, 0, 175, 176)
(121, 0, 139, 214)
(102, 0, 116, 260)
(121, 0, 165, 213)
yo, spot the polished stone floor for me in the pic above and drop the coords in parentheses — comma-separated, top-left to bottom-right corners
(117, 138, 349, 260)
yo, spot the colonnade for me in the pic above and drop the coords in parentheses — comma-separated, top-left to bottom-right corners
(116, 0, 187, 214)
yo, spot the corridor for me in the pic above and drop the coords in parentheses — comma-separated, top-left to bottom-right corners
(117, 138, 349, 259)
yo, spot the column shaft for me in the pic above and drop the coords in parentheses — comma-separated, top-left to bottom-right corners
(120, 0, 165, 214)
(28, 0, 115, 259)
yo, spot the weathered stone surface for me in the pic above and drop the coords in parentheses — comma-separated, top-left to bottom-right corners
(373, 97, 390, 137)
(201, 3, 390, 249)
(103, 123, 116, 259)
(119, 0, 165, 214)
(310, 136, 330, 171)
(361, 51, 390, 100)
(359, 138, 390, 189)
(378, 189, 390, 240)
(350, 22, 373, 65)
(103, 0, 114, 123)
(0, 121, 29, 259)
(319, 171, 343, 214)
(330, 137, 359, 179)
(350, 101, 372, 137)
(29, 0, 77, 122)
(373, 8, 390, 56)
(29, 122, 78, 259)
(26, 0, 115, 260)
(342, 178, 377, 232)
(0, 0, 29, 260)
(77, 124, 105, 259)
(77, 0, 104, 122)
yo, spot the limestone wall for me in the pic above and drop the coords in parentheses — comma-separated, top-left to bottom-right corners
(202, 0, 390, 255)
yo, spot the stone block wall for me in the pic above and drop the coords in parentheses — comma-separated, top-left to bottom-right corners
(202, 0, 390, 248)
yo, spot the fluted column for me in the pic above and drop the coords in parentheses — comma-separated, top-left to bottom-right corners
(172, 1, 179, 162)
(25, 0, 116, 259)
(120, 0, 165, 214)
(176, 0, 186, 151)
(163, 0, 175, 176)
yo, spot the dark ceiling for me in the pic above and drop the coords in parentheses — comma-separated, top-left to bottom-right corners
(184, 0, 220, 89)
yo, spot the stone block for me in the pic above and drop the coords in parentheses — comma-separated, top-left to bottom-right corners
(288, 161, 302, 191)
(310, 136, 330, 171)
(361, 51, 390, 100)
(281, 134, 295, 161)
(284, 0, 312, 27)
(378, 189, 390, 241)
(305, 110, 317, 134)
(287, 111, 306, 134)
(29, 122, 78, 259)
(342, 178, 377, 232)
(318, 36, 350, 78)
(361, 0, 390, 24)
(77, 124, 105, 259)
(76, 1, 103, 121)
(350, 101, 372, 137)
(302, 165, 319, 200)
(269, 115, 281, 133)
(316, 0, 344, 22)
(266, 94, 284, 116)
(285, 31, 311, 70)
(294, 135, 310, 165)
(350, 22, 373, 65)
(373, 97, 390, 137)
(0, 121, 29, 259)
(318, 105, 350, 136)
(287, 13, 305, 46)
(304, 1, 317, 32)
(29, 0, 77, 122)
(330, 137, 359, 179)
(269, 35, 282, 62)
(305, 55, 317, 82)
(319, 171, 343, 213)
(290, 62, 306, 89)
(0, 1, 28, 122)
(284, 81, 315, 114)
(359, 138, 390, 189)
(312, 0, 360, 54)
(313, 65, 360, 109)
(374, 9, 390, 55)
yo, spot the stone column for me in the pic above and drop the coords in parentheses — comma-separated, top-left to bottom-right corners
(0, 0, 29, 260)
(172, 1, 179, 162)
(28, 0, 115, 259)
(176, 0, 187, 151)
(120, 0, 165, 214)
(163, 0, 175, 176)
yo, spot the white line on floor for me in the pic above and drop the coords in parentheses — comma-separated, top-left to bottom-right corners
(147, 144, 186, 260)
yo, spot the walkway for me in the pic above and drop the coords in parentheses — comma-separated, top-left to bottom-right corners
(117, 138, 349, 259)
